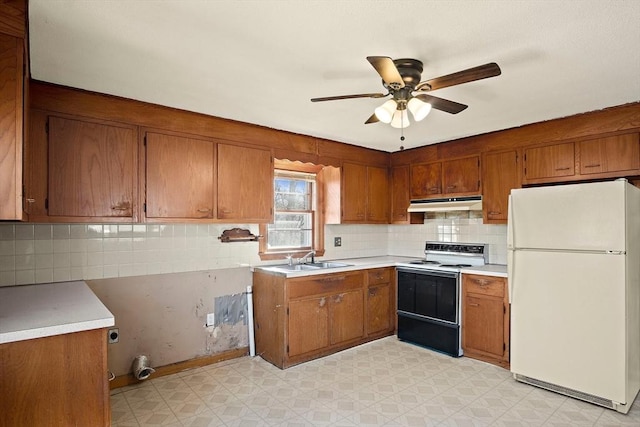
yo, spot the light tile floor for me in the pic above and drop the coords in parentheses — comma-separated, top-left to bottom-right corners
(110, 336, 640, 426)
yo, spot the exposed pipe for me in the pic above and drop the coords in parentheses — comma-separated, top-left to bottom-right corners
(132, 355, 155, 381)
(247, 285, 256, 357)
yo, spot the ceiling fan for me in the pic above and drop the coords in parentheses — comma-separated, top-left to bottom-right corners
(311, 57, 501, 129)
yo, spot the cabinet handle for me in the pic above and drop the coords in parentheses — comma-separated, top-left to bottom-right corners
(321, 276, 345, 282)
(332, 294, 343, 303)
(111, 203, 130, 211)
(473, 278, 490, 286)
(584, 164, 601, 168)
(26, 198, 35, 203)
(488, 211, 501, 216)
(319, 297, 326, 307)
(469, 303, 480, 307)
(429, 187, 440, 193)
(446, 185, 457, 190)
(555, 167, 571, 171)
(369, 288, 377, 297)
(197, 208, 212, 213)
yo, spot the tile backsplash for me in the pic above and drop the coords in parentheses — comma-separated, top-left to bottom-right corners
(0, 219, 507, 287)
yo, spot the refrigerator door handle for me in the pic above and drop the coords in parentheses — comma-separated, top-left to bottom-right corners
(507, 249, 514, 304)
(507, 194, 514, 250)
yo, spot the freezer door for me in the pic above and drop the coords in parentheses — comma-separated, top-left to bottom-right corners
(509, 180, 627, 252)
(510, 250, 627, 403)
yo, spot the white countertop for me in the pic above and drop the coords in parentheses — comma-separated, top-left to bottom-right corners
(253, 256, 422, 277)
(461, 264, 508, 277)
(0, 281, 115, 344)
(254, 256, 508, 278)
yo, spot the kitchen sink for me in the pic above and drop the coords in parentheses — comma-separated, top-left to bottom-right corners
(303, 262, 352, 268)
(261, 261, 353, 273)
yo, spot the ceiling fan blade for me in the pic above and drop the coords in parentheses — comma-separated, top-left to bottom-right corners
(310, 93, 386, 102)
(365, 113, 379, 124)
(415, 62, 501, 92)
(366, 56, 405, 89)
(414, 94, 468, 114)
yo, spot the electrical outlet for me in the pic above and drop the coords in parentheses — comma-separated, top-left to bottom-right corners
(108, 328, 119, 344)
(206, 313, 215, 327)
(334, 237, 342, 247)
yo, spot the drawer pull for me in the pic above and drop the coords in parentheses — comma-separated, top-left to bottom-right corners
(473, 278, 490, 286)
(321, 276, 345, 282)
(584, 164, 601, 168)
(197, 208, 212, 213)
(555, 167, 571, 171)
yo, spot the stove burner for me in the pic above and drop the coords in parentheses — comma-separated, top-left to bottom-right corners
(439, 264, 472, 268)
(408, 260, 441, 265)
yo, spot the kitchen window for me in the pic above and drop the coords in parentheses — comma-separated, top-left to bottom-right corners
(259, 161, 326, 260)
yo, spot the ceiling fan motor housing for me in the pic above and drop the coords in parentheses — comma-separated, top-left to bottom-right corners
(392, 58, 424, 89)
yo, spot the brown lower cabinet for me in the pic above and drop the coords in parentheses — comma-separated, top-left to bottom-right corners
(461, 273, 510, 368)
(253, 267, 396, 369)
(0, 328, 110, 427)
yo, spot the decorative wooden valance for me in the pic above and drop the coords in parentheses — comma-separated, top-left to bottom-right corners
(218, 228, 261, 243)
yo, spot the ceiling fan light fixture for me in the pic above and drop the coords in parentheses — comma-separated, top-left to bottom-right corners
(374, 99, 397, 123)
(390, 109, 410, 129)
(408, 97, 432, 122)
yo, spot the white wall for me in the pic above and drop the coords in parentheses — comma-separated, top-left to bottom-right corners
(0, 220, 507, 287)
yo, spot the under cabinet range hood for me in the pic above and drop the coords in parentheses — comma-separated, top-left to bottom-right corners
(407, 196, 482, 213)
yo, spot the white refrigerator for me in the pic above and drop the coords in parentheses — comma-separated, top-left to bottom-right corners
(508, 179, 640, 414)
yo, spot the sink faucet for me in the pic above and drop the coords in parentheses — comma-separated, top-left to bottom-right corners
(298, 250, 315, 264)
(285, 253, 294, 266)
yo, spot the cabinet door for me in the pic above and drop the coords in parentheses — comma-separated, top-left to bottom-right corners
(410, 162, 441, 198)
(217, 143, 273, 222)
(0, 33, 23, 220)
(48, 116, 136, 218)
(442, 156, 480, 195)
(579, 133, 640, 175)
(482, 150, 519, 223)
(329, 289, 364, 345)
(366, 166, 389, 223)
(341, 162, 367, 222)
(391, 165, 410, 223)
(463, 294, 505, 358)
(367, 283, 391, 335)
(524, 142, 575, 181)
(288, 296, 329, 357)
(145, 132, 214, 219)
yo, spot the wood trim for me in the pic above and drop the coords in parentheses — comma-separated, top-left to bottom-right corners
(393, 102, 640, 165)
(109, 347, 248, 390)
(29, 81, 388, 165)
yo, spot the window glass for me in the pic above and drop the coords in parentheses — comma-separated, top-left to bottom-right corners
(267, 172, 315, 251)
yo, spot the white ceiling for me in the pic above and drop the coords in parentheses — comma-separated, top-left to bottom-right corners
(28, 1, 640, 153)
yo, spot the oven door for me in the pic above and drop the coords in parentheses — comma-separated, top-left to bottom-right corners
(397, 268, 459, 324)
(397, 268, 461, 357)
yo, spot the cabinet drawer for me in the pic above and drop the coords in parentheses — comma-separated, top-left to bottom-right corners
(288, 272, 363, 299)
(367, 268, 391, 285)
(463, 274, 505, 297)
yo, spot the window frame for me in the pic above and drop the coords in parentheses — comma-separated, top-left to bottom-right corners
(259, 160, 326, 261)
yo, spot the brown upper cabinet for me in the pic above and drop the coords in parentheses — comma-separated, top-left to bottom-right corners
(47, 116, 137, 221)
(144, 131, 215, 220)
(411, 156, 480, 199)
(216, 143, 273, 222)
(340, 162, 389, 224)
(578, 133, 640, 176)
(522, 133, 640, 185)
(0, 32, 24, 220)
(391, 165, 410, 223)
(481, 150, 519, 224)
(522, 141, 575, 183)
